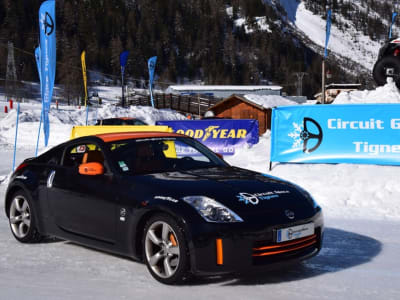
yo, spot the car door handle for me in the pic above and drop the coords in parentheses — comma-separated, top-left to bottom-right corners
(47, 170, 56, 188)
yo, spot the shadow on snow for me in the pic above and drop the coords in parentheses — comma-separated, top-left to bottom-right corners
(188, 227, 382, 286)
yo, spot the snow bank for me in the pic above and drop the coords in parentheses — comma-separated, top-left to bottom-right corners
(244, 94, 298, 108)
(0, 102, 186, 152)
(2, 85, 400, 222)
(334, 80, 400, 104)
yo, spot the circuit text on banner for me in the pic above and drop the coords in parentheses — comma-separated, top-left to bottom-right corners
(271, 104, 400, 166)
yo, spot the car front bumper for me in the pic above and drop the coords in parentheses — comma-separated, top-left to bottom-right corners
(187, 211, 324, 275)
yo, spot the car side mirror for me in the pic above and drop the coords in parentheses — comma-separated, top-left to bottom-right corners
(79, 162, 104, 176)
(215, 153, 224, 160)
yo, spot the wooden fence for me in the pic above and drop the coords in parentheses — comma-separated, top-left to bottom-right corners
(126, 93, 221, 116)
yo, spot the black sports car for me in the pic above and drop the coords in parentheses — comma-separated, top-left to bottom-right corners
(4, 131, 323, 284)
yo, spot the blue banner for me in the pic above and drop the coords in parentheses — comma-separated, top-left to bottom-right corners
(156, 120, 259, 155)
(271, 104, 400, 165)
(324, 9, 332, 58)
(120, 50, 130, 75)
(34, 46, 41, 82)
(148, 56, 157, 107)
(389, 12, 398, 39)
(39, 0, 56, 146)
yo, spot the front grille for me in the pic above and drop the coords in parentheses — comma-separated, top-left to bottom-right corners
(251, 232, 319, 266)
(253, 234, 317, 257)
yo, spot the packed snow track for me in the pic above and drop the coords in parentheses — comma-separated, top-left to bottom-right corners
(0, 183, 399, 299)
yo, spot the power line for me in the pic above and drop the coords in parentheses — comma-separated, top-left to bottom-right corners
(0, 41, 174, 87)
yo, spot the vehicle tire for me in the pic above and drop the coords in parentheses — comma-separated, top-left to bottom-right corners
(8, 190, 43, 243)
(373, 55, 400, 88)
(143, 213, 191, 284)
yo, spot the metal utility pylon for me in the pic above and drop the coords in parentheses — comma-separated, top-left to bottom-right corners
(294, 72, 307, 96)
(5, 41, 17, 101)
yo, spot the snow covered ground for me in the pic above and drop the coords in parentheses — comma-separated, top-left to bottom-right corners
(0, 85, 400, 298)
(0, 196, 398, 300)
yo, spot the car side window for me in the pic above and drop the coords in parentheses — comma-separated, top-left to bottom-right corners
(36, 147, 62, 165)
(63, 143, 106, 171)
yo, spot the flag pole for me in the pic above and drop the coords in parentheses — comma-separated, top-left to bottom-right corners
(322, 9, 332, 105)
(322, 59, 326, 104)
(12, 103, 21, 171)
(35, 108, 43, 157)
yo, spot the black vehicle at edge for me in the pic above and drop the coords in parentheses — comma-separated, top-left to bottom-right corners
(373, 38, 400, 88)
(4, 131, 323, 284)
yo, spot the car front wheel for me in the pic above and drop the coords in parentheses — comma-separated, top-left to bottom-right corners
(143, 214, 190, 284)
(8, 191, 43, 243)
(373, 55, 400, 88)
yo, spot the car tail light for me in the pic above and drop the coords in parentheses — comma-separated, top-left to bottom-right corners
(15, 163, 28, 172)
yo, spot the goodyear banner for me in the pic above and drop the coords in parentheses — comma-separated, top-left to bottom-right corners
(81, 51, 87, 106)
(156, 120, 259, 155)
(39, 0, 56, 146)
(271, 104, 400, 165)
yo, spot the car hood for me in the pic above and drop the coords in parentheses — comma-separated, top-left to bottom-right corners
(133, 166, 317, 223)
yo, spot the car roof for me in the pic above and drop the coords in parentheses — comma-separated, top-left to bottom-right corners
(101, 117, 136, 120)
(95, 131, 185, 143)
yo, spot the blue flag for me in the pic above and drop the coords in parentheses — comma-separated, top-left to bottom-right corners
(39, 0, 56, 146)
(120, 50, 130, 76)
(324, 9, 332, 58)
(148, 56, 157, 107)
(389, 12, 398, 39)
(35, 46, 41, 82)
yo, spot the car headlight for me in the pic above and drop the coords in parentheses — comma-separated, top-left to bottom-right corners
(182, 196, 243, 223)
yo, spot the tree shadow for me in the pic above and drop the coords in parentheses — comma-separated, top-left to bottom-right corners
(188, 227, 382, 286)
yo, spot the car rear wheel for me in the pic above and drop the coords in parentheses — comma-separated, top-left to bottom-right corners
(8, 191, 43, 243)
(143, 214, 190, 284)
(373, 55, 400, 88)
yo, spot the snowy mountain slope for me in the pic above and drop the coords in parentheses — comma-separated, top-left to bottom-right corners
(259, 0, 392, 80)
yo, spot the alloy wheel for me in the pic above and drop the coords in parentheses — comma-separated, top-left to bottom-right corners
(9, 195, 31, 239)
(144, 221, 180, 279)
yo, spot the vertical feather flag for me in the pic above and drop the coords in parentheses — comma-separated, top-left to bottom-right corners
(39, 0, 56, 147)
(35, 47, 41, 82)
(148, 56, 157, 108)
(81, 51, 88, 106)
(120, 50, 130, 107)
(324, 9, 332, 59)
(34, 46, 43, 156)
(389, 12, 398, 39)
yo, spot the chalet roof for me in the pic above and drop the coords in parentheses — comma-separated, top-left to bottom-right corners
(168, 85, 283, 92)
(209, 94, 298, 111)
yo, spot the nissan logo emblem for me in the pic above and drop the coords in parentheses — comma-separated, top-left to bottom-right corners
(285, 209, 295, 220)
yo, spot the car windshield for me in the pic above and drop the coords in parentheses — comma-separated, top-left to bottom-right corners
(97, 119, 147, 125)
(107, 137, 228, 175)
